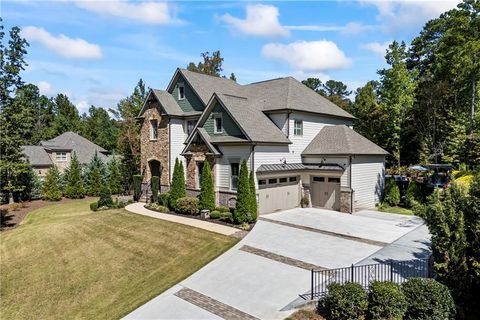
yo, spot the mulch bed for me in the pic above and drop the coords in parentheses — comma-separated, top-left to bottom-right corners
(0, 197, 96, 232)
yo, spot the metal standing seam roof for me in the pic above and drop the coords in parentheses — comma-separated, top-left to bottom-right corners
(302, 125, 389, 156)
(256, 163, 344, 173)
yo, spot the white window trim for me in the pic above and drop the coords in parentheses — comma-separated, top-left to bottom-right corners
(294, 119, 303, 136)
(213, 113, 223, 134)
(55, 152, 67, 162)
(150, 119, 158, 141)
(230, 162, 239, 191)
(178, 82, 185, 100)
(186, 119, 196, 135)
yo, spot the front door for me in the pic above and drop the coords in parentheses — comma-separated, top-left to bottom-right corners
(311, 176, 340, 210)
(149, 160, 161, 185)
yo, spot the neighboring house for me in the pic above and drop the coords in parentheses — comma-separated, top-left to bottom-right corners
(138, 68, 388, 213)
(22, 131, 110, 176)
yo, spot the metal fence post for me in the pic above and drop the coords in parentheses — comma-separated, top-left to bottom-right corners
(311, 269, 314, 300)
(351, 264, 354, 282)
(390, 261, 394, 282)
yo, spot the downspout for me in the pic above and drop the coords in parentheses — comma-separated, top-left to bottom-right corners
(286, 112, 291, 138)
(349, 155, 353, 213)
(168, 118, 171, 185)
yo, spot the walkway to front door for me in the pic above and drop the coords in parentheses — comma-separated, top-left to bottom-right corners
(125, 208, 428, 320)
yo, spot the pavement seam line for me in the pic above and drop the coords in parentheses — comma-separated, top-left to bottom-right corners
(174, 287, 259, 320)
(259, 217, 389, 247)
(240, 245, 328, 271)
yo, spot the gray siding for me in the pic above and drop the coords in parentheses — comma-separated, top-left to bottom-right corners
(351, 155, 385, 209)
(172, 74, 204, 113)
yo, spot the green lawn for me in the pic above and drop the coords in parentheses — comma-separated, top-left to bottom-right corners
(377, 204, 414, 215)
(0, 199, 238, 319)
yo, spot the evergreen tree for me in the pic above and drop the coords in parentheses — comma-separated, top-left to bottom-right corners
(234, 160, 250, 224)
(42, 166, 62, 201)
(97, 183, 114, 208)
(249, 170, 257, 222)
(405, 180, 422, 208)
(80, 105, 119, 151)
(85, 152, 105, 196)
(64, 152, 85, 199)
(187, 51, 223, 76)
(383, 178, 400, 206)
(199, 160, 215, 211)
(108, 155, 122, 194)
(229, 73, 237, 82)
(169, 158, 186, 209)
(51, 94, 81, 136)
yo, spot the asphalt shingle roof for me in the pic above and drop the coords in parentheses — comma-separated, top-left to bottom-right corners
(151, 89, 185, 116)
(22, 146, 53, 166)
(40, 132, 109, 164)
(302, 125, 389, 156)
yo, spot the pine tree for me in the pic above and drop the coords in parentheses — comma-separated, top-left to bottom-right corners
(86, 151, 105, 196)
(234, 160, 250, 224)
(383, 178, 400, 206)
(169, 158, 186, 209)
(199, 160, 215, 211)
(97, 183, 113, 208)
(108, 155, 122, 195)
(249, 170, 257, 222)
(42, 166, 62, 201)
(65, 152, 85, 199)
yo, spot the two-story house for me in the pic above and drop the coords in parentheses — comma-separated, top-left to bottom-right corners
(138, 69, 388, 214)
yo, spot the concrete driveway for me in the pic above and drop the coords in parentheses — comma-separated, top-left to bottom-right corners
(125, 208, 430, 320)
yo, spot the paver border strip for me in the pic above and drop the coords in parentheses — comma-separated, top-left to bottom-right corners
(174, 287, 259, 320)
(259, 217, 389, 247)
(240, 245, 328, 271)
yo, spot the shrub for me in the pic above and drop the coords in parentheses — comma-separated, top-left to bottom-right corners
(175, 197, 199, 215)
(209, 210, 221, 219)
(86, 152, 106, 196)
(199, 160, 215, 211)
(147, 203, 169, 213)
(234, 160, 250, 224)
(402, 278, 455, 320)
(248, 170, 257, 222)
(108, 156, 123, 195)
(368, 281, 406, 320)
(98, 185, 114, 208)
(133, 175, 142, 201)
(158, 192, 170, 207)
(301, 194, 310, 208)
(384, 178, 400, 206)
(215, 205, 230, 213)
(42, 166, 62, 201)
(90, 202, 98, 211)
(0, 208, 9, 225)
(405, 181, 422, 208)
(169, 158, 186, 209)
(319, 282, 368, 320)
(219, 211, 233, 223)
(151, 176, 159, 203)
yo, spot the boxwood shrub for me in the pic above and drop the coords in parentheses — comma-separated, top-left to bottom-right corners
(219, 211, 233, 223)
(89, 202, 98, 212)
(215, 205, 230, 213)
(147, 203, 169, 213)
(319, 282, 368, 320)
(158, 192, 170, 207)
(175, 197, 199, 215)
(368, 281, 406, 320)
(210, 210, 221, 219)
(402, 278, 455, 320)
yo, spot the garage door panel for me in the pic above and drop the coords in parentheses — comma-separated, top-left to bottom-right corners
(258, 182, 300, 214)
(311, 176, 340, 211)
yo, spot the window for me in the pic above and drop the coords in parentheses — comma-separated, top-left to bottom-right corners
(258, 179, 266, 185)
(178, 83, 185, 100)
(289, 176, 298, 182)
(279, 177, 288, 183)
(294, 119, 303, 136)
(268, 178, 278, 184)
(328, 177, 341, 183)
(231, 163, 239, 190)
(186, 120, 196, 135)
(150, 119, 158, 140)
(313, 176, 325, 182)
(214, 114, 223, 133)
(55, 152, 67, 161)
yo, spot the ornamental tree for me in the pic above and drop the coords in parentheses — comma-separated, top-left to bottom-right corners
(64, 152, 85, 199)
(249, 170, 257, 222)
(199, 160, 215, 211)
(169, 158, 186, 209)
(42, 166, 62, 201)
(234, 160, 250, 224)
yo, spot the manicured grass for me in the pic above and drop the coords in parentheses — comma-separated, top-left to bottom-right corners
(0, 199, 238, 319)
(377, 204, 414, 215)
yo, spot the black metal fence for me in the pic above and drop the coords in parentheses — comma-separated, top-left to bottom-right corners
(307, 258, 432, 300)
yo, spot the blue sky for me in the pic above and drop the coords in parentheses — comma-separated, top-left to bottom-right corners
(2, 0, 459, 113)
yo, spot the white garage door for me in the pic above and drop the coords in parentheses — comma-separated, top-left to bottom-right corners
(310, 176, 340, 211)
(258, 176, 300, 214)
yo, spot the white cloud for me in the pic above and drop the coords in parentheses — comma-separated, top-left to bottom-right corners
(21, 26, 102, 59)
(75, 0, 182, 25)
(362, 41, 391, 58)
(37, 81, 53, 95)
(262, 40, 351, 72)
(285, 22, 378, 35)
(220, 4, 289, 37)
(76, 100, 90, 114)
(362, 0, 458, 32)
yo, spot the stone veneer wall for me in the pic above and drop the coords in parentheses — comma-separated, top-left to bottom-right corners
(140, 105, 170, 185)
(184, 143, 215, 189)
(340, 187, 354, 213)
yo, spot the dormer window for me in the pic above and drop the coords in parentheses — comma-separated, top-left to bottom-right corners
(55, 152, 67, 161)
(178, 83, 185, 100)
(150, 119, 158, 140)
(214, 113, 223, 134)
